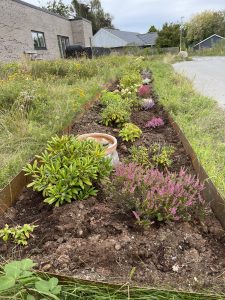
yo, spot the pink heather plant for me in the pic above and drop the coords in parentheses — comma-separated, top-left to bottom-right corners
(145, 117, 164, 128)
(114, 163, 205, 223)
(138, 85, 151, 98)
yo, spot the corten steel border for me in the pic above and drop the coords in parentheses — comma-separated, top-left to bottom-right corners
(0, 83, 225, 230)
(167, 114, 225, 229)
(0, 83, 112, 215)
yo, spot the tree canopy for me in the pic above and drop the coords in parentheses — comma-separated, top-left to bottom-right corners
(148, 25, 157, 33)
(72, 0, 114, 34)
(156, 23, 180, 48)
(44, 0, 73, 18)
(185, 10, 225, 45)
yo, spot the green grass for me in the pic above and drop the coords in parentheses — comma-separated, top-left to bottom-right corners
(145, 60, 225, 198)
(0, 56, 136, 189)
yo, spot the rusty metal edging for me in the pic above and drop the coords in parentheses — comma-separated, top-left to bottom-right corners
(167, 113, 225, 229)
(0, 82, 112, 215)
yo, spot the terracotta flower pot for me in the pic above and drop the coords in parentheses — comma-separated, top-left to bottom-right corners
(77, 133, 117, 155)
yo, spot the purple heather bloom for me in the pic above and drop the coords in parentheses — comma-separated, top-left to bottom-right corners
(145, 117, 164, 128)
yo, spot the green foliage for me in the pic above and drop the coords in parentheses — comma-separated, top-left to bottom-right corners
(101, 101, 131, 127)
(150, 143, 175, 168)
(119, 123, 142, 142)
(0, 224, 37, 246)
(100, 90, 122, 106)
(186, 10, 225, 45)
(72, 0, 114, 34)
(129, 145, 150, 166)
(0, 259, 62, 299)
(148, 25, 158, 32)
(156, 22, 180, 48)
(120, 73, 142, 89)
(23, 135, 112, 206)
(44, 0, 72, 17)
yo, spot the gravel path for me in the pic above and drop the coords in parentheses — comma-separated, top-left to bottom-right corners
(173, 56, 225, 109)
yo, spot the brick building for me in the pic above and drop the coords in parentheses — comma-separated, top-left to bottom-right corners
(0, 0, 93, 62)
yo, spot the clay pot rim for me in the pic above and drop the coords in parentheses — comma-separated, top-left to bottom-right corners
(77, 133, 117, 155)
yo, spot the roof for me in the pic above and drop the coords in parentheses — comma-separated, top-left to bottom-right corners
(103, 29, 158, 46)
(137, 32, 158, 46)
(193, 34, 225, 48)
(12, 0, 91, 23)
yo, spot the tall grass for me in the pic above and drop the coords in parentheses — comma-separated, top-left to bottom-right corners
(146, 61, 225, 197)
(189, 40, 225, 56)
(0, 56, 133, 189)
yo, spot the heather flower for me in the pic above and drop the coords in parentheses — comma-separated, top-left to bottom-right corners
(138, 85, 151, 98)
(113, 163, 205, 223)
(145, 117, 164, 128)
(141, 98, 155, 110)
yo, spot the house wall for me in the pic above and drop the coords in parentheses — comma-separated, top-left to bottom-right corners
(0, 0, 93, 62)
(70, 19, 92, 47)
(91, 29, 127, 48)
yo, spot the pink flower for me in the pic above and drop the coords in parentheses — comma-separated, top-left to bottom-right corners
(145, 117, 164, 128)
(138, 85, 151, 98)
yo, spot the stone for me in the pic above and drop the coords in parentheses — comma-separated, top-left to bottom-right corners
(42, 264, 51, 271)
(115, 244, 121, 251)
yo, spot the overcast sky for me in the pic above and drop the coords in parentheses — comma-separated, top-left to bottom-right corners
(26, 0, 225, 33)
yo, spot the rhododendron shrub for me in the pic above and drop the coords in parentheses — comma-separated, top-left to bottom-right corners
(145, 117, 164, 128)
(138, 85, 151, 98)
(113, 163, 205, 223)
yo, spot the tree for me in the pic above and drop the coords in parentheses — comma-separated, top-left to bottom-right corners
(186, 10, 225, 45)
(72, 0, 114, 34)
(44, 0, 73, 18)
(156, 23, 180, 48)
(148, 25, 157, 32)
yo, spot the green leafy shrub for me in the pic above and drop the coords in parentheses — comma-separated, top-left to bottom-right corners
(0, 259, 61, 298)
(23, 135, 112, 206)
(100, 90, 122, 106)
(120, 73, 142, 89)
(150, 143, 175, 168)
(129, 145, 150, 166)
(0, 224, 37, 245)
(101, 101, 131, 127)
(119, 123, 142, 142)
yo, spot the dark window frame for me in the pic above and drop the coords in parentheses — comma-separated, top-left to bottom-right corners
(31, 30, 47, 50)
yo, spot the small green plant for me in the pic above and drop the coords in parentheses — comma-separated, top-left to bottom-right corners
(119, 123, 142, 142)
(0, 224, 37, 245)
(120, 73, 142, 89)
(0, 259, 61, 299)
(129, 145, 150, 166)
(101, 101, 131, 127)
(150, 143, 175, 168)
(100, 90, 122, 106)
(23, 135, 112, 206)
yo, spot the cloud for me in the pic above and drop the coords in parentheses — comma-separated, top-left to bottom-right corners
(26, 0, 225, 33)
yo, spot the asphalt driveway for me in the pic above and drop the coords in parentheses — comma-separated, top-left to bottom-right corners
(173, 57, 225, 109)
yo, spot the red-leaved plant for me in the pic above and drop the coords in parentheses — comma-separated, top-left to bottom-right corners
(113, 163, 205, 223)
(138, 85, 151, 98)
(145, 117, 164, 128)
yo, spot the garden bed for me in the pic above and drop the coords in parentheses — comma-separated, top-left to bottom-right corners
(1, 88, 225, 292)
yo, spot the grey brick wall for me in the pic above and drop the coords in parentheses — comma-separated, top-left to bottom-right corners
(0, 0, 93, 62)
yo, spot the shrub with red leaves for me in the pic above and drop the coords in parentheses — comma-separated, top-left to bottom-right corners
(138, 84, 151, 98)
(113, 163, 205, 223)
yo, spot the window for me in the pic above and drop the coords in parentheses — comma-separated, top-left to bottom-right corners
(31, 31, 46, 50)
(58, 36, 69, 58)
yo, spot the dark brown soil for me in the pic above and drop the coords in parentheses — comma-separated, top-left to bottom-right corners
(1, 87, 225, 292)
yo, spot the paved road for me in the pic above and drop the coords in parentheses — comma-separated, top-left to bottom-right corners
(173, 57, 225, 109)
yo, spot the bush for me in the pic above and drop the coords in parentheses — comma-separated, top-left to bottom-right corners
(138, 84, 151, 98)
(129, 145, 150, 166)
(101, 101, 131, 127)
(149, 143, 175, 168)
(113, 163, 205, 223)
(23, 135, 112, 206)
(100, 90, 122, 106)
(120, 73, 142, 88)
(119, 123, 142, 142)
